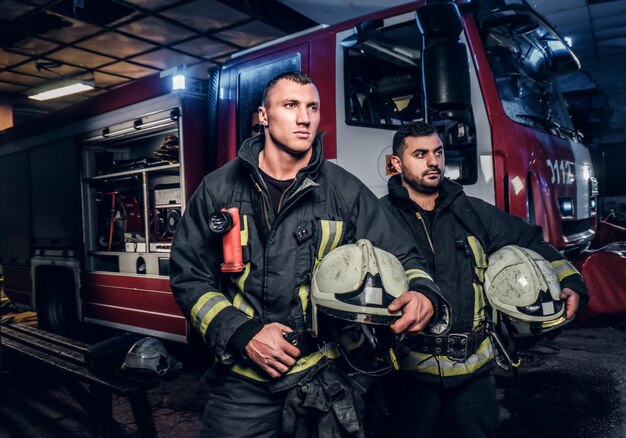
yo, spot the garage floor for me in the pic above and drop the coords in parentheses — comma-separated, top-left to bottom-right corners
(1, 319, 625, 437)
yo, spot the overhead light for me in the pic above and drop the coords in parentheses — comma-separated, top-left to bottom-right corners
(563, 36, 573, 47)
(160, 64, 187, 91)
(172, 73, 186, 91)
(28, 80, 94, 101)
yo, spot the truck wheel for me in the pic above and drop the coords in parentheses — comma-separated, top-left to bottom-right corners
(37, 285, 78, 337)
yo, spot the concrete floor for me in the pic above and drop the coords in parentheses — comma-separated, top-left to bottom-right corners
(1, 321, 625, 437)
(498, 321, 626, 438)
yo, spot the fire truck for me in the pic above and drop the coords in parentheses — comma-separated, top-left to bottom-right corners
(0, 74, 208, 341)
(0, 0, 604, 340)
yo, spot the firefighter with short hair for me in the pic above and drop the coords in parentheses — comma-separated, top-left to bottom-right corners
(170, 73, 449, 437)
(381, 121, 588, 437)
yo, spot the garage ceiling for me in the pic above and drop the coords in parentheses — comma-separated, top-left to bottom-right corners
(528, 0, 626, 66)
(1, 0, 625, 115)
(282, 0, 626, 68)
(0, 0, 315, 113)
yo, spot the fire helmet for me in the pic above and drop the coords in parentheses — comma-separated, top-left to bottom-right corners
(122, 337, 174, 376)
(484, 245, 570, 337)
(310, 239, 407, 336)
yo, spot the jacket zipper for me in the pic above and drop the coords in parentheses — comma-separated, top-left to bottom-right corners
(253, 179, 272, 232)
(416, 212, 435, 253)
(277, 179, 298, 213)
(251, 179, 271, 321)
(258, 177, 316, 322)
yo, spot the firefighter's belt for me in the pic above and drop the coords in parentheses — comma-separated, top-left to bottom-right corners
(408, 326, 487, 361)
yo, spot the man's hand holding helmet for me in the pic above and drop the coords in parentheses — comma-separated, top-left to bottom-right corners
(388, 291, 434, 334)
(560, 287, 580, 319)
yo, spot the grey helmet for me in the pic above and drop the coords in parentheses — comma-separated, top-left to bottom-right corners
(310, 239, 407, 337)
(122, 337, 172, 376)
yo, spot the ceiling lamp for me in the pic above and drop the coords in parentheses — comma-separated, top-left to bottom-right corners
(28, 80, 94, 101)
(160, 64, 186, 91)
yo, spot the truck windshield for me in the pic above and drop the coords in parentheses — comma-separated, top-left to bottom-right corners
(481, 13, 576, 137)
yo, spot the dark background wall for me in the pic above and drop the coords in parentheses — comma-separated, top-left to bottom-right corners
(562, 53, 626, 219)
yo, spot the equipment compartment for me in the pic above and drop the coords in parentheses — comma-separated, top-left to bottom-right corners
(80, 109, 183, 276)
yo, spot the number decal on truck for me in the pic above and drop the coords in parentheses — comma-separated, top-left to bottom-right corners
(546, 159, 573, 185)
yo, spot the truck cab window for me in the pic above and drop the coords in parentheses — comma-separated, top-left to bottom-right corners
(482, 20, 575, 138)
(344, 22, 424, 129)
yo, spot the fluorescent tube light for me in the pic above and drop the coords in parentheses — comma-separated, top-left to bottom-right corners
(28, 80, 94, 101)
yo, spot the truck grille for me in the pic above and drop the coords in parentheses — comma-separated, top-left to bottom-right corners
(562, 218, 592, 237)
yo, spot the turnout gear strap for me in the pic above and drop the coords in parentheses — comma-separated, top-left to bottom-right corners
(298, 283, 310, 321)
(472, 281, 487, 331)
(551, 259, 580, 282)
(228, 215, 254, 316)
(467, 235, 488, 283)
(191, 292, 233, 337)
(400, 337, 494, 377)
(467, 235, 488, 330)
(232, 216, 251, 292)
(240, 214, 249, 246)
(317, 220, 344, 261)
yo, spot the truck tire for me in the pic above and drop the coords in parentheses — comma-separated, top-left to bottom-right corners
(36, 271, 79, 337)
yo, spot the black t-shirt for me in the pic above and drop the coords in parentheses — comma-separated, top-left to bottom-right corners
(258, 168, 294, 213)
(422, 207, 437, 226)
(421, 188, 447, 228)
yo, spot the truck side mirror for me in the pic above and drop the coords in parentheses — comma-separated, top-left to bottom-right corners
(417, 1, 471, 121)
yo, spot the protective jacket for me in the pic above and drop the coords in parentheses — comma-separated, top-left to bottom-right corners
(382, 176, 587, 386)
(170, 135, 446, 389)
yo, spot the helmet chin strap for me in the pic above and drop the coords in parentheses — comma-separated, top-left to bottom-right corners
(333, 323, 400, 377)
(487, 321, 517, 373)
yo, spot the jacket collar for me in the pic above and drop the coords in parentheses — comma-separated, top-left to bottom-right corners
(387, 175, 464, 211)
(238, 133, 325, 181)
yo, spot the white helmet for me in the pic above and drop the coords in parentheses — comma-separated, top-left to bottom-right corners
(310, 239, 407, 337)
(484, 245, 569, 337)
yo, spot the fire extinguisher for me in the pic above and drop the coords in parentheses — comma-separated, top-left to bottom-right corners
(209, 207, 244, 273)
